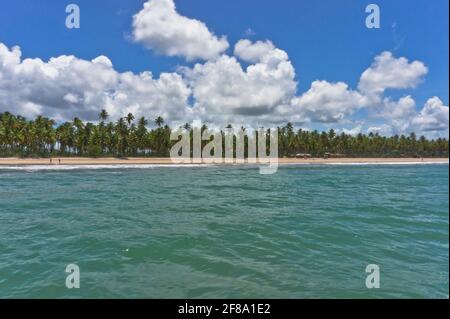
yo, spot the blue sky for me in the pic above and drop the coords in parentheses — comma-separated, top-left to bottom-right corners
(0, 0, 448, 136)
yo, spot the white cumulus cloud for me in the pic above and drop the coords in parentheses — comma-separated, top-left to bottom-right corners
(183, 40, 297, 124)
(234, 39, 276, 63)
(0, 42, 191, 123)
(370, 96, 449, 137)
(368, 124, 393, 136)
(290, 81, 368, 123)
(411, 97, 449, 134)
(358, 51, 428, 96)
(132, 0, 229, 61)
(381, 95, 416, 120)
(341, 124, 363, 136)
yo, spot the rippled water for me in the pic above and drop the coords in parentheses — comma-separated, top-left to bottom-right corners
(0, 164, 448, 298)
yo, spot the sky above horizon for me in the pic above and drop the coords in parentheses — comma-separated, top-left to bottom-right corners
(0, 0, 448, 137)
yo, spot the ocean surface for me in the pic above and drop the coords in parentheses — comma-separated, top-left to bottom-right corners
(0, 163, 448, 298)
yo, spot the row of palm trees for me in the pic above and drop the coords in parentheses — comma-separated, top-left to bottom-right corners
(0, 111, 170, 157)
(0, 111, 448, 158)
(277, 123, 448, 158)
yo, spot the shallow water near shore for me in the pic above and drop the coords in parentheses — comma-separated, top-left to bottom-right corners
(0, 164, 448, 298)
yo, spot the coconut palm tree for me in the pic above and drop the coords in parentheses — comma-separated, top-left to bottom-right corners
(126, 113, 135, 126)
(155, 116, 164, 127)
(99, 109, 109, 122)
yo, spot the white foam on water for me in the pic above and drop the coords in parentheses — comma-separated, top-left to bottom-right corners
(0, 161, 447, 171)
(322, 161, 449, 166)
(0, 164, 211, 171)
(278, 161, 449, 166)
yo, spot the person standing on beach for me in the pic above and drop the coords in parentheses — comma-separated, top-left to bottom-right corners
(58, 159, 61, 165)
(50, 158, 52, 164)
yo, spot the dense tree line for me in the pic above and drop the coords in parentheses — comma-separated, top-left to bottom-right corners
(277, 123, 448, 158)
(0, 111, 448, 158)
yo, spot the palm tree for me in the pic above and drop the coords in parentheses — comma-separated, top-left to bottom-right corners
(138, 116, 148, 127)
(126, 113, 135, 126)
(155, 116, 164, 127)
(136, 117, 149, 155)
(99, 109, 109, 122)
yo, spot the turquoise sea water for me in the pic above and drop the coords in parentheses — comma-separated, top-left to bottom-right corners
(0, 163, 448, 298)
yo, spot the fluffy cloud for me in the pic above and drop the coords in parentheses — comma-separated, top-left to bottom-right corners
(290, 81, 367, 123)
(369, 96, 449, 137)
(378, 96, 417, 133)
(132, 0, 228, 61)
(358, 51, 428, 95)
(353, 51, 448, 137)
(341, 125, 363, 136)
(234, 39, 275, 63)
(411, 97, 449, 133)
(183, 41, 297, 123)
(0, 42, 191, 122)
(368, 124, 393, 136)
(381, 95, 416, 120)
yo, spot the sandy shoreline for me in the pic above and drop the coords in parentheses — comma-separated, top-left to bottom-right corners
(0, 157, 448, 166)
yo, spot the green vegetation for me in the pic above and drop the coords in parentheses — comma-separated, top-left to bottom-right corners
(0, 111, 448, 158)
